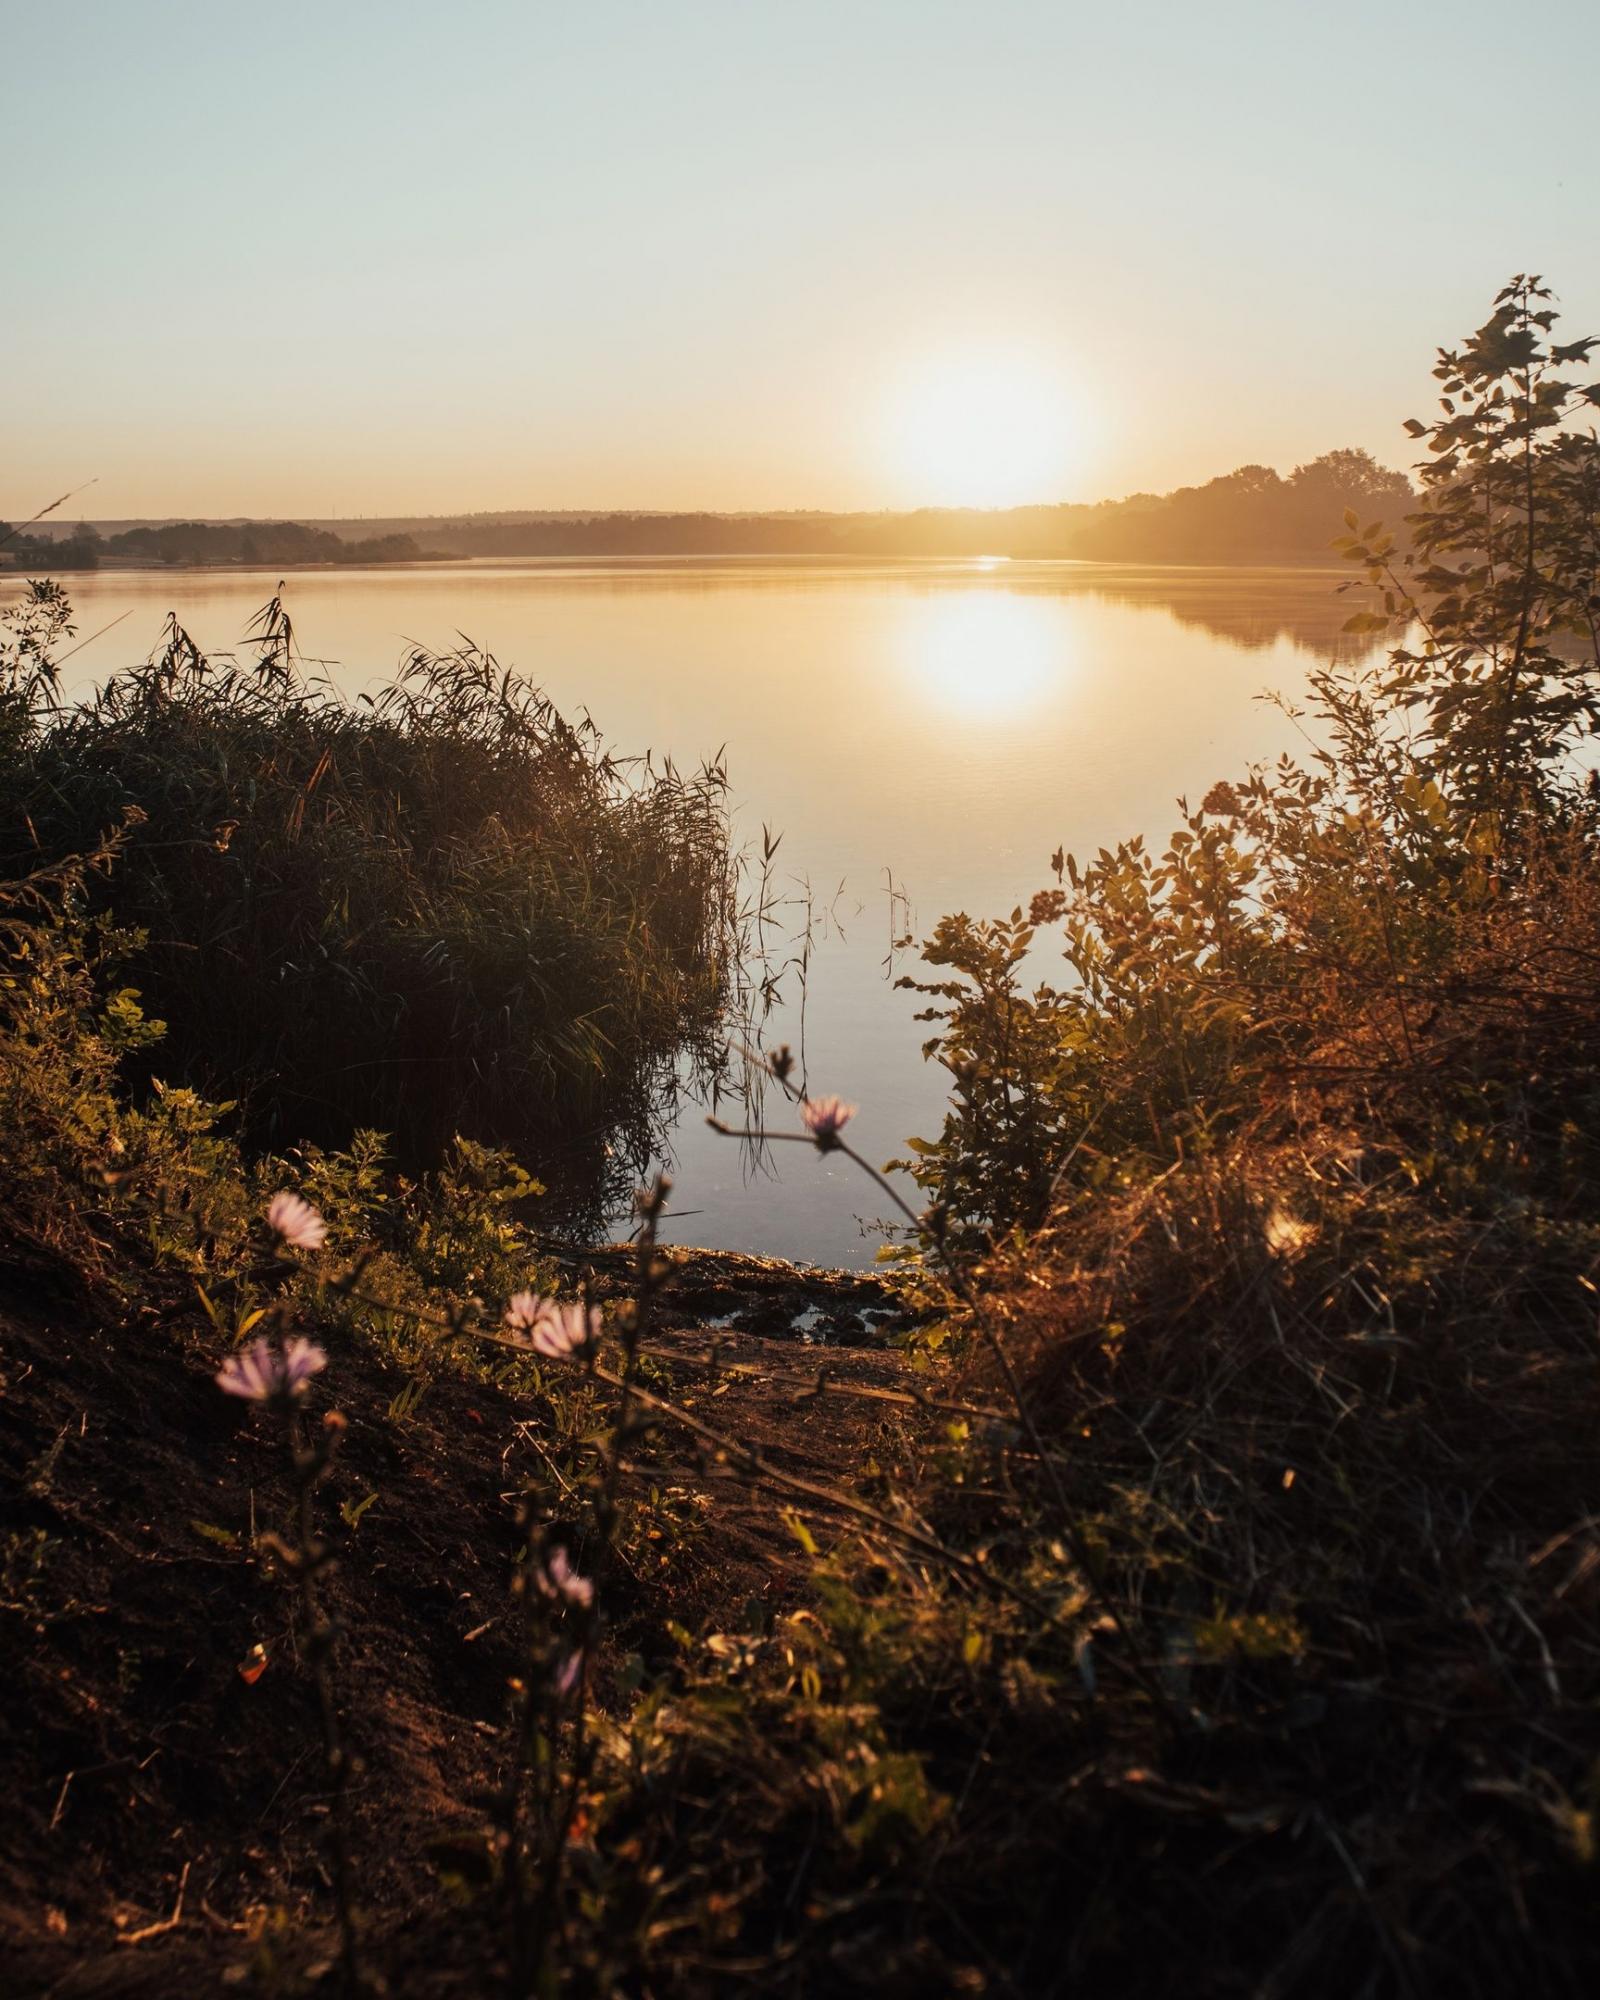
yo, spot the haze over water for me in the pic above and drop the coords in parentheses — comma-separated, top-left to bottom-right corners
(53, 557, 1375, 1265)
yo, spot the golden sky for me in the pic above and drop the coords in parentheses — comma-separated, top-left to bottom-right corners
(5, 0, 1596, 520)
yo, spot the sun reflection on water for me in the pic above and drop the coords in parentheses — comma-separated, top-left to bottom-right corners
(896, 587, 1070, 722)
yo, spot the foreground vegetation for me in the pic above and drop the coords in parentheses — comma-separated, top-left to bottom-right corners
(4, 278, 1600, 1996)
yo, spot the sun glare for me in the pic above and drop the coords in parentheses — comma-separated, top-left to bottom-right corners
(896, 589, 1070, 722)
(884, 351, 1089, 509)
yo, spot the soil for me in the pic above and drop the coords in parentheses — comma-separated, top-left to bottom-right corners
(0, 1247, 926, 1996)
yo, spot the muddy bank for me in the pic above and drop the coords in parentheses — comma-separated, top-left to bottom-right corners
(557, 1242, 924, 1347)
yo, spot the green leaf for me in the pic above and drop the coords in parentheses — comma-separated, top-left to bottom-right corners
(781, 1508, 818, 1557)
(190, 1519, 239, 1549)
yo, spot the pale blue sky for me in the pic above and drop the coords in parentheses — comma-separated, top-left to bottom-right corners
(4, 0, 1595, 516)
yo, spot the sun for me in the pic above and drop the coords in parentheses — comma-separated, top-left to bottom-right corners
(883, 349, 1089, 509)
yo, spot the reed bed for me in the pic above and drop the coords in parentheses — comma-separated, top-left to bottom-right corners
(0, 595, 739, 1226)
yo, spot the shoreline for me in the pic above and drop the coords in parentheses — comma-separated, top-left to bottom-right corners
(4, 550, 1354, 579)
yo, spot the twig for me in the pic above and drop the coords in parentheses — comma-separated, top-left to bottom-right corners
(595, 1361, 1052, 1619)
(117, 1860, 192, 1946)
(635, 1338, 1013, 1424)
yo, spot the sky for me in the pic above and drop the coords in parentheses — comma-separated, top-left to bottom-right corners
(4, 0, 1596, 519)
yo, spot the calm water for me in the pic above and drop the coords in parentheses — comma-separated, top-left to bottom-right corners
(43, 558, 1376, 1267)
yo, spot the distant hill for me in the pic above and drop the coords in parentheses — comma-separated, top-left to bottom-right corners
(5, 450, 1413, 570)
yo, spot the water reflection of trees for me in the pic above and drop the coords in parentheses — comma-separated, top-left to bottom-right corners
(1059, 571, 1388, 660)
(450, 551, 1401, 664)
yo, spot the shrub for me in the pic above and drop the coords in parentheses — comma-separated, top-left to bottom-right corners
(896, 278, 1600, 1259)
(835, 274, 1600, 1998)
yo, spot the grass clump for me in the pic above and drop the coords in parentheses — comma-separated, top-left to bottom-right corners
(0, 589, 738, 1229)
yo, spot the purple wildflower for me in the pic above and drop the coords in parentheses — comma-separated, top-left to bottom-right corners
(504, 1293, 599, 1362)
(800, 1094, 857, 1149)
(537, 1548, 595, 1610)
(217, 1335, 328, 1402)
(533, 1300, 600, 1360)
(554, 1649, 584, 1697)
(267, 1191, 327, 1252)
(505, 1290, 551, 1336)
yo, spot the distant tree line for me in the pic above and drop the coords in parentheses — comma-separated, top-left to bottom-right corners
(1067, 449, 1413, 562)
(3, 449, 1414, 571)
(2, 520, 433, 570)
(1, 527, 103, 570)
(97, 521, 433, 567)
(386, 448, 1415, 564)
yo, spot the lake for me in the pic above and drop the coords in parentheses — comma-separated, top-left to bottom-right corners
(42, 558, 1378, 1267)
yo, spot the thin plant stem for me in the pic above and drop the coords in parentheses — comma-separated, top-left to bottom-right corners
(277, 1397, 361, 1993)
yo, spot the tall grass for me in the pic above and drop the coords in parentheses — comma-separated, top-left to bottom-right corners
(0, 591, 740, 1228)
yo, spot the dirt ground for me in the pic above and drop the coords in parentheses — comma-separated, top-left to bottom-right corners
(0, 1247, 925, 1996)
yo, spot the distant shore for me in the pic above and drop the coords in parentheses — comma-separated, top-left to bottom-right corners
(6, 549, 1354, 577)
(4, 450, 1415, 572)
